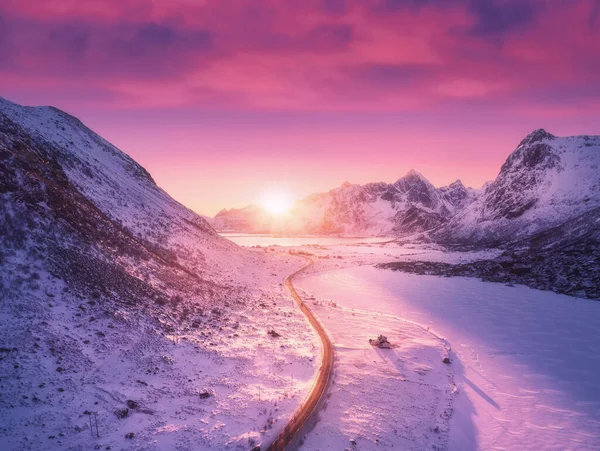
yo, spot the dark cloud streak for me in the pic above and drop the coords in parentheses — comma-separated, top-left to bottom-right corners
(0, 15, 217, 79)
(468, 0, 543, 36)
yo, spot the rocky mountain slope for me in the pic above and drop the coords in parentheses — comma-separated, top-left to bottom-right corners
(0, 97, 318, 450)
(214, 170, 477, 236)
(379, 129, 600, 300)
(432, 129, 600, 244)
(379, 206, 600, 299)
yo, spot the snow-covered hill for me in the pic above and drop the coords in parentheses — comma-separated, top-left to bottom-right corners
(0, 97, 319, 450)
(432, 129, 600, 244)
(0, 97, 248, 274)
(214, 171, 477, 236)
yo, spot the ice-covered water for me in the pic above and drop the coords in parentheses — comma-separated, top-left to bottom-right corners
(297, 266, 600, 450)
(219, 233, 392, 247)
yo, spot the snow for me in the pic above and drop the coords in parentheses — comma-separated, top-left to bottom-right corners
(439, 132, 600, 242)
(0, 98, 323, 450)
(3, 95, 599, 451)
(219, 234, 393, 247)
(0, 246, 321, 450)
(320, 243, 501, 262)
(296, 265, 600, 450)
(293, 291, 455, 450)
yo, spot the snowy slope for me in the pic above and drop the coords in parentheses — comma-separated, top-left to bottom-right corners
(294, 288, 455, 451)
(214, 171, 477, 236)
(0, 97, 320, 450)
(297, 266, 600, 450)
(433, 129, 600, 244)
(0, 97, 243, 276)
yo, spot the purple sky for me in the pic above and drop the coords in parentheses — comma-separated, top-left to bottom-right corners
(1, 0, 599, 215)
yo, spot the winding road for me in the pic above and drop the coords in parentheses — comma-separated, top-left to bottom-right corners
(266, 257, 334, 451)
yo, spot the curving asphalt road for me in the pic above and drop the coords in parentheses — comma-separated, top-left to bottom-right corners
(265, 257, 334, 451)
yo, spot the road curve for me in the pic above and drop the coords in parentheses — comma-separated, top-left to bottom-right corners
(266, 257, 334, 451)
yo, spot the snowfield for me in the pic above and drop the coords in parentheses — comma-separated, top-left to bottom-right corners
(296, 265, 600, 450)
(294, 288, 456, 450)
(3, 93, 599, 451)
(219, 234, 392, 247)
(0, 97, 322, 451)
(0, 251, 320, 451)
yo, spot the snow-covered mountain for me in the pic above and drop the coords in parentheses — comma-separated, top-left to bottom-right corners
(0, 97, 318, 450)
(0, 97, 248, 273)
(215, 128, 600, 245)
(432, 129, 600, 244)
(214, 171, 477, 236)
(213, 204, 277, 233)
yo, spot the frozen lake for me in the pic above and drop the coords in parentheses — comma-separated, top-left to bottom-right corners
(297, 266, 600, 450)
(219, 233, 392, 247)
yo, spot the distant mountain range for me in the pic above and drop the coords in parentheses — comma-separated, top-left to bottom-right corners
(213, 128, 600, 246)
(214, 172, 478, 236)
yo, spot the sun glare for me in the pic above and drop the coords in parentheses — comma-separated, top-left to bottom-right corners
(260, 189, 294, 215)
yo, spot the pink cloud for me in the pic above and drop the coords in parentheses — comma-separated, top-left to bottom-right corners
(0, 0, 598, 114)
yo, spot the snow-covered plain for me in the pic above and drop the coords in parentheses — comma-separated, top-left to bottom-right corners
(294, 288, 456, 450)
(296, 265, 600, 450)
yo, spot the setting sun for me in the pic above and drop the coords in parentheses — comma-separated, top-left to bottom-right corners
(2, 1, 599, 449)
(260, 189, 294, 215)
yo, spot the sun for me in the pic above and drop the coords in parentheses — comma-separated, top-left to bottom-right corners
(260, 189, 294, 215)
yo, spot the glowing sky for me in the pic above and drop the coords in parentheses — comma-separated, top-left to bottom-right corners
(1, 0, 599, 215)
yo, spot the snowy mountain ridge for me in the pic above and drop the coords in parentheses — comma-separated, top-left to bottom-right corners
(0, 96, 236, 273)
(215, 128, 600, 245)
(433, 128, 600, 244)
(214, 170, 477, 236)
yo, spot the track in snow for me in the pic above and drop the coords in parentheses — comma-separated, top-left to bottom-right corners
(266, 257, 334, 451)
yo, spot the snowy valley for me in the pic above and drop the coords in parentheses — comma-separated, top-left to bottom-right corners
(1, 97, 599, 451)
(215, 128, 600, 300)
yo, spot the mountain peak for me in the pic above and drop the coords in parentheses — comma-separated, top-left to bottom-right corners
(405, 169, 423, 179)
(394, 169, 428, 185)
(341, 181, 353, 188)
(519, 128, 555, 147)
